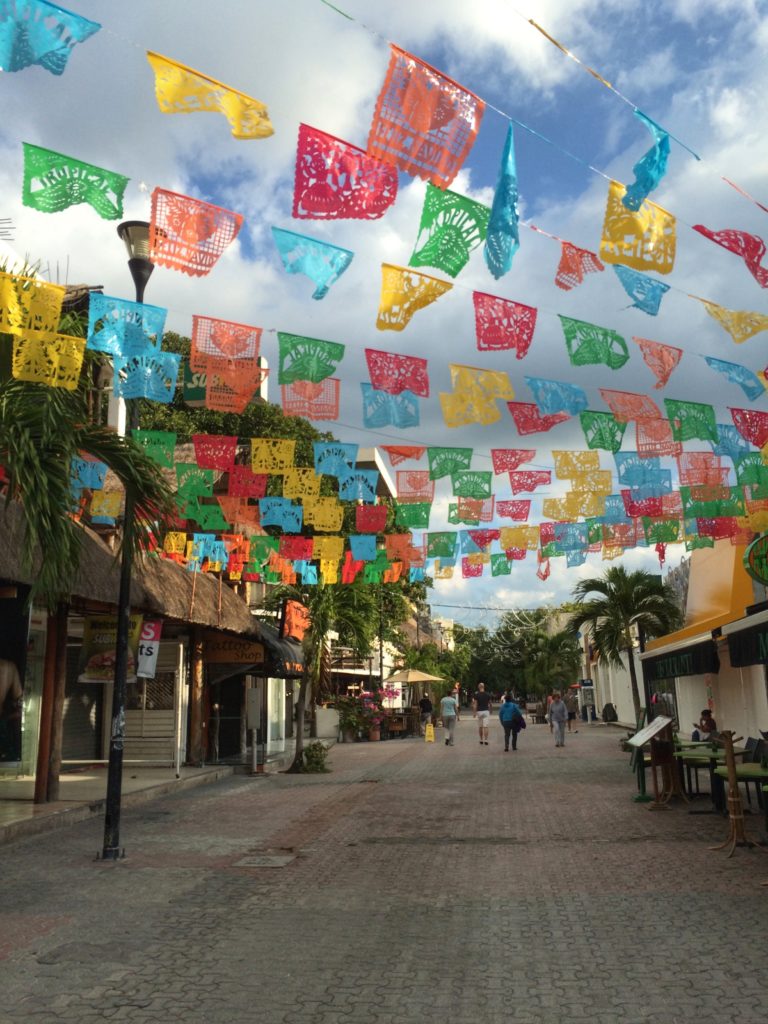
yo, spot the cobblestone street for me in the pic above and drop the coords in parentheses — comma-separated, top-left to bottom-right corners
(1, 720, 766, 1024)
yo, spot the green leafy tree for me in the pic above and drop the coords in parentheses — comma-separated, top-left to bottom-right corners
(567, 566, 683, 720)
(263, 581, 379, 772)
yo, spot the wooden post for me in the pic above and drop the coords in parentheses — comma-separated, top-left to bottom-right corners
(709, 730, 767, 859)
(33, 610, 59, 804)
(46, 603, 69, 803)
(188, 628, 205, 766)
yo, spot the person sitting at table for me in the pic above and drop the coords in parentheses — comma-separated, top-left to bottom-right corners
(692, 708, 718, 742)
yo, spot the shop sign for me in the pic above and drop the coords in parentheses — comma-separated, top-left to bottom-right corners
(183, 363, 207, 407)
(643, 639, 719, 681)
(137, 620, 163, 679)
(744, 534, 768, 586)
(205, 633, 265, 665)
(78, 615, 143, 683)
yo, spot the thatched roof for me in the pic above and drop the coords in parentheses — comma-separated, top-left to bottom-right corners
(0, 501, 258, 635)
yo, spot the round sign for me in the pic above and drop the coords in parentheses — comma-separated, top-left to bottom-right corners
(743, 533, 768, 585)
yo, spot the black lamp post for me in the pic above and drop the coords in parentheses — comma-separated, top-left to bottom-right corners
(101, 221, 154, 860)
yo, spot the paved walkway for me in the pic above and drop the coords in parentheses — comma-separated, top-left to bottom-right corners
(1, 719, 766, 1024)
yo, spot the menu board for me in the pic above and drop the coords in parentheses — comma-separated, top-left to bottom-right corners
(626, 715, 673, 748)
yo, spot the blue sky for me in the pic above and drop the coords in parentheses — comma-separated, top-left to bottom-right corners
(2, 0, 768, 629)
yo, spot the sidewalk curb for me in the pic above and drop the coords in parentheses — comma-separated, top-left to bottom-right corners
(0, 766, 234, 847)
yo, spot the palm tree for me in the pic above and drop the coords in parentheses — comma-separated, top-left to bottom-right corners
(265, 581, 377, 772)
(0, 360, 174, 608)
(567, 566, 683, 720)
(521, 629, 582, 695)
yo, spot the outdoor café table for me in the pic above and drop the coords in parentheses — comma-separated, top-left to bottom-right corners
(714, 763, 768, 836)
(673, 746, 748, 812)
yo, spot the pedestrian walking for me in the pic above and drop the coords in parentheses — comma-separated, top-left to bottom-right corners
(565, 689, 579, 733)
(418, 692, 433, 736)
(472, 682, 493, 745)
(549, 691, 568, 748)
(498, 694, 525, 751)
(440, 689, 460, 746)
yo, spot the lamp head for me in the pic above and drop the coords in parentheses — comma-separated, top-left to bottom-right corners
(116, 220, 154, 303)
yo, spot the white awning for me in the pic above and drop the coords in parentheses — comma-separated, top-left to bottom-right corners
(720, 608, 768, 637)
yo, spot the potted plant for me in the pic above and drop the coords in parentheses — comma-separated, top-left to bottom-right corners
(360, 693, 385, 741)
(335, 696, 363, 742)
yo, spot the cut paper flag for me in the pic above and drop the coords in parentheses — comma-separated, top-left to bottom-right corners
(134, 430, 176, 468)
(381, 445, 426, 465)
(526, 377, 588, 416)
(440, 364, 513, 427)
(700, 300, 768, 345)
(22, 143, 128, 220)
(0, 271, 64, 336)
(396, 503, 431, 529)
(636, 418, 682, 458)
(251, 438, 296, 473)
(271, 227, 353, 299)
(313, 442, 357, 477)
(428, 447, 473, 480)
(473, 292, 536, 357)
(508, 470, 551, 494)
(277, 332, 345, 384)
(507, 402, 570, 435)
(356, 504, 387, 532)
(693, 225, 768, 289)
(665, 398, 718, 442)
(710, 423, 751, 460)
(559, 315, 629, 369)
(451, 471, 492, 500)
(146, 51, 273, 139)
(398, 470, 435, 504)
(622, 110, 670, 212)
(281, 379, 340, 420)
(87, 294, 166, 357)
(367, 44, 485, 188)
(293, 123, 398, 220)
(150, 188, 243, 277)
(633, 336, 682, 389)
(338, 469, 379, 503)
(599, 389, 660, 423)
(365, 349, 429, 397)
(484, 123, 519, 280)
(600, 180, 676, 275)
(704, 357, 764, 401)
(113, 350, 181, 404)
(376, 263, 452, 331)
(579, 411, 627, 452)
(612, 265, 670, 315)
(554, 242, 604, 291)
(496, 499, 531, 520)
(410, 183, 490, 277)
(205, 373, 263, 415)
(491, 449, 535, 474)
(190, 315, 263, 380)
(11, 331, 85, 389)
(361, 384, 420, 428)
(552, 451, 601, 478)
(192, 435, 238, 471)
(0, 0, 100, 75)
(731, 407, 768, 449)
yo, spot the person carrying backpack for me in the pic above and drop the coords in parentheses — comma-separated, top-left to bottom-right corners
(498, 693, 526, 751)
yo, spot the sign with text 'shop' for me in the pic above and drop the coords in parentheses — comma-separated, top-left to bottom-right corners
(281, 379, 340, 420)
(376, 263, 452, 331)
(294, 123, 397, 220)
(22, 143, 128, 220)
(0, 270, 64, 336)
(473, 291, 536, 357)
(0, 1, 100, 75)
(146, 51, 273, 139)
(12, 331, 85, 389)
(87, 294, 166, 358)
(600, 180, 676, 275)
(368, 45, 484, 188)
(150, 188, 243, 277)
(365, 349, 429, 397)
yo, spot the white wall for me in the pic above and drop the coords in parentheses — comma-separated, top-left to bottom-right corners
(674, 647, 768, 743)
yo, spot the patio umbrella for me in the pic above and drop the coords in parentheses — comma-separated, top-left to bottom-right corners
(385, 668, 446, 684)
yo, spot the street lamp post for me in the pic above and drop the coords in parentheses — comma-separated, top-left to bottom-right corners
(101, 221, 154, 860)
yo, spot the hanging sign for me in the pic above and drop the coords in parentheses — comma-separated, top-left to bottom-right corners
(137, 620, 163, 679)
(78, 615, 142, 683)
